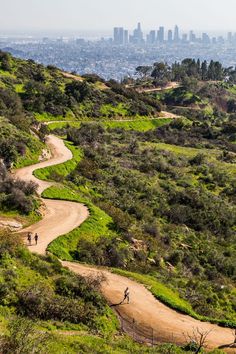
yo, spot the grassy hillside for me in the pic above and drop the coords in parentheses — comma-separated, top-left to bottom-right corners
(1, 51, 236, 351)
(0, 50, 162, 124)
(46, 119, 235, 327)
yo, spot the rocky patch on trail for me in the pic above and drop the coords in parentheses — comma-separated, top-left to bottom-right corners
(0, 218, 23, 231)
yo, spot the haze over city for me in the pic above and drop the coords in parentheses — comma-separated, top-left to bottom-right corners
(1, 0, 236, 33)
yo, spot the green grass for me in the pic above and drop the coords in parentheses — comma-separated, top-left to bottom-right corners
(0, 69, 15, 78)
(113, 269, 236, 328)
(34, 110, 76, 122)
(100, 103, 129, 117)
(103, 118, 172, 131)
(143, 142, 220, 158)
(42, 186, 115, 260)
(47, 118, 171, 132)
(15, 142, 45, 169)
(14, 84, 25, 93)
(34, 142, 83, 181)
(46, 333, 189, 354)
(48, 121, 81, 131)
(142, 142, 236, 175)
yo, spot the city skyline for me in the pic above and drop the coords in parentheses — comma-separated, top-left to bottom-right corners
(112, 23, 234, 46)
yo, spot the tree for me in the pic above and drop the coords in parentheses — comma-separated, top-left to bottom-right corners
(65, 81, 91, 102)
(184, 327, 212, 353)
(201, 61, 208, 80)
(0, 140, 18, 168)
(151, 62, 171, 85)
(136, 66, 152, 79)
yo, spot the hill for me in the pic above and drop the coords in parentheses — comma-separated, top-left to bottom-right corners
(0, 51, 235, 353)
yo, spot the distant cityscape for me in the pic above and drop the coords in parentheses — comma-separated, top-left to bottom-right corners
(1, 23, 236, 80)
(113, 23, 234, 46)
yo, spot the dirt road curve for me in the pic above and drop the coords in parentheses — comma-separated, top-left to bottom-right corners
(64, 263, 235, 351)
(15, 135, 89, 254)
(16, 135, 235, 351)
(136, 82, 179, 93)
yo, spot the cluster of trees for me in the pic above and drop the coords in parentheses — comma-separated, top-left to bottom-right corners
(136, 58, 236, 85)
(65, 122, 236, 321)
(0, 162, 37, 214)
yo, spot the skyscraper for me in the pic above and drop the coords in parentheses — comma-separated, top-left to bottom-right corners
(130, 22, 144, 44)
(189, 30, 196, 43)
(202, 32, 210, 44)
(227, 32, 232, 43)
(147, 30, 156, 44)
(124, 30, 129, 45)
(174, 25, 179, 43)
(167, 30, 173, 43)
(113, 27, 124, 45)
(157, 26, 164, 42)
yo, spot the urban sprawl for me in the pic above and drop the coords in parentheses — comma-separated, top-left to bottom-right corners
(1, 23, 236, 80)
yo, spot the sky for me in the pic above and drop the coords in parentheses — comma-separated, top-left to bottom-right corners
(0, 0, 235, 34)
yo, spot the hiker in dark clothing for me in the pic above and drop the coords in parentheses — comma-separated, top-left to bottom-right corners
(27, 232, 32, 245)
(122, 287, 130, 304)
(34, 233, 39, 245)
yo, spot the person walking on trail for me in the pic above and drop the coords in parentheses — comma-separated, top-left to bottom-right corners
(34, 233, 39, 245)
(122, 287, 130, 304)
(27, 232, 32, 245)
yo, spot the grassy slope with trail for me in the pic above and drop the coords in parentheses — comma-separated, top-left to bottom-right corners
(36, 133, 236, 329)
(42, 185, 116, 260)
(46, 118, 172, 132)
(34, 142, 83, 181)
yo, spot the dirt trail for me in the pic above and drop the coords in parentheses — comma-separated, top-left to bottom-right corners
(136, 82, 179, 93)
(15, 135, 89, 254)
(16, 135, 235, 351)
(62, 72, 83, 82)
(43, 113, 178, 127)
(64, 263, 235, 351)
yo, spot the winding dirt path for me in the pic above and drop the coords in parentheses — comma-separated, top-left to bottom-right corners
(15, 135, 89, 254)
(15, 135, 235, 351)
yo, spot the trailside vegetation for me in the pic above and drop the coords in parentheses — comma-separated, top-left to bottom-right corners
(49, 118, 236, 326)
(135, 58, 236, 87)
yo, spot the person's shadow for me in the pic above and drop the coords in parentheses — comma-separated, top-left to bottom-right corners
(110, 300, 127, 307)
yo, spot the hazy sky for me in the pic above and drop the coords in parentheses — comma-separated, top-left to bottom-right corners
(0, 0, 236, 33)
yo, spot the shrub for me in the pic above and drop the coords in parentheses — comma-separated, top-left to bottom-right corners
(17, 282, 97, 325)
(0, 230, 23, 258)
(0, 173, 37, 214)
(0, 317, 50, 354)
